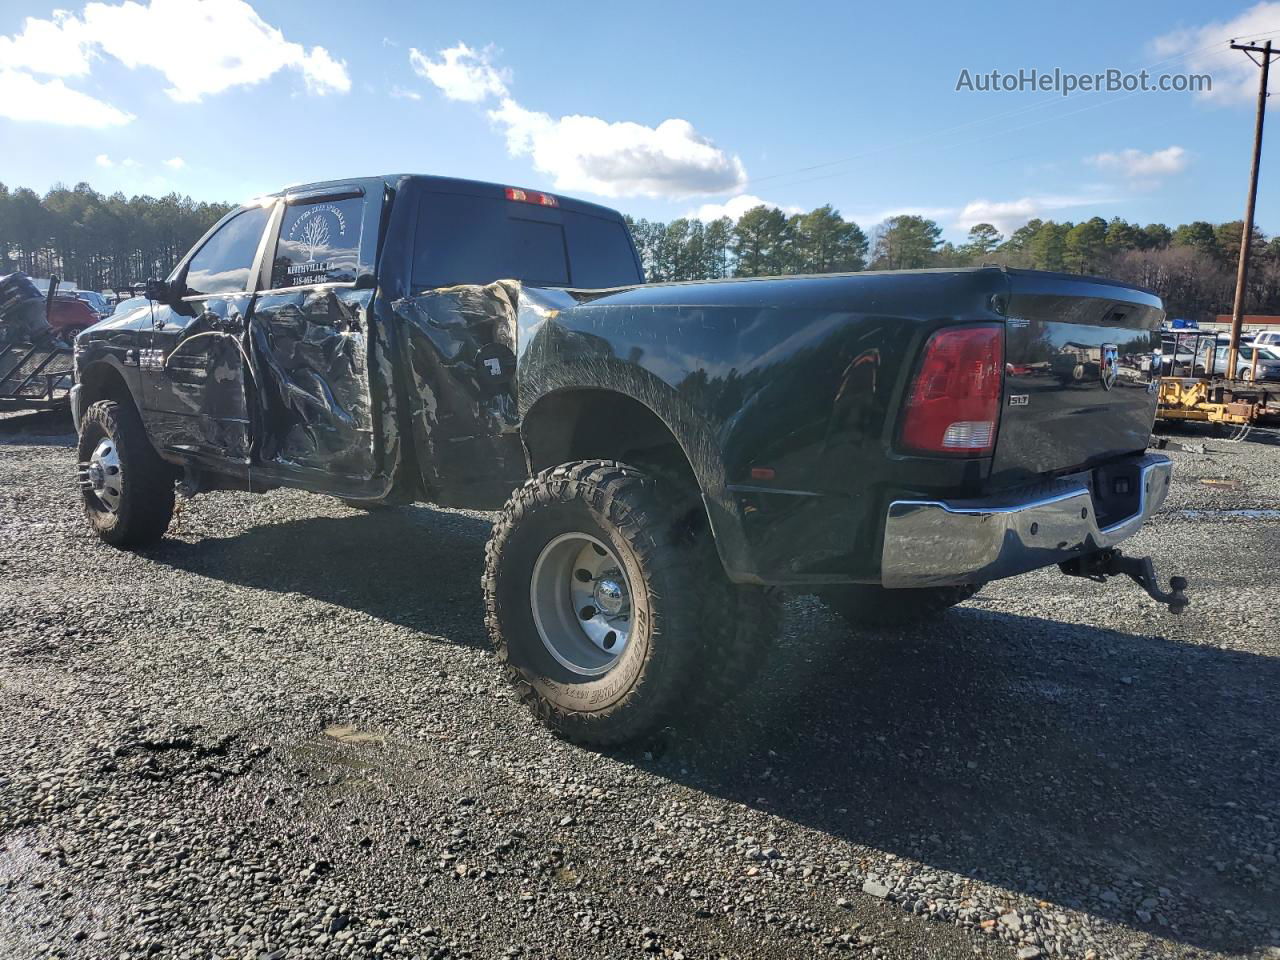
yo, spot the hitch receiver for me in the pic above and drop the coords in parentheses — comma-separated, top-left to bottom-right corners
(1059, 548, 1189, 614)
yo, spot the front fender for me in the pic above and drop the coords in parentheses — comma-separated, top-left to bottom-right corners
(76, 351, 145, 414)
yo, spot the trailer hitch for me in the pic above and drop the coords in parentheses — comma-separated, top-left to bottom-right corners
(1059, 548, 1189, 614)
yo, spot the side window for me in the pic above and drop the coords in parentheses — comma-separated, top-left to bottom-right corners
(271, 196, 365, 288)
(184, 205, 271, 297)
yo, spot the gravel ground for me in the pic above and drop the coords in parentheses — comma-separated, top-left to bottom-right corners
(0, 409, 1278, 960)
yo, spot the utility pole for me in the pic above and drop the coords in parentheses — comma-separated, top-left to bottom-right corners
(1227, 39, 1277, 378)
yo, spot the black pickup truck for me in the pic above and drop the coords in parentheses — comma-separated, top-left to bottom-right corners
(71, 174, 1185, 745)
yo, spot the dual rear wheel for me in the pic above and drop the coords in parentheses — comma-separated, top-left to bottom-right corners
(482, 459, 976, 745)
(483, 460, 778, 746)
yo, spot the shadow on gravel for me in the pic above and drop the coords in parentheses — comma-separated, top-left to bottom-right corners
(643, 602, 1280, 955)
(0, 409, 75, 445)
(141, 502, 1278, 953)
(147, 507, 494, 648)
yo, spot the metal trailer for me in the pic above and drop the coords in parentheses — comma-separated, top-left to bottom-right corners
(0, 274, 74, 413)
(0, 338, 73, 411)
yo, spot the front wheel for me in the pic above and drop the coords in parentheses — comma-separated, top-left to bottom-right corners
(819, 583, 981, 628)
(78, 400, 175, 547)
(483, 460, 775, 745)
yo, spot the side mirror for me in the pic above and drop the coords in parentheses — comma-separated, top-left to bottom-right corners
(144, 278, 172, 303)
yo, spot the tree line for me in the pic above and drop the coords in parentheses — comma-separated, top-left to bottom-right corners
(0, 181, 234, 293)
(628, 208, 1280, 321)
(3, 180, 1278, 321)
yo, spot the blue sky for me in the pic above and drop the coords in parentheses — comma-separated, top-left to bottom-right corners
(2, 0, 1279, 241)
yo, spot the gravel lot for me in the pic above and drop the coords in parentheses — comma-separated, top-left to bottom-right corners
(1, 409, 1277, 960)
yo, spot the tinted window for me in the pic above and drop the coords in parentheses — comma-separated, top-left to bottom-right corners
(271, 196, 365, 288)
(414, 192, 640, 290)
(564, 216, 639, 287)
(184, 206, 271, 297)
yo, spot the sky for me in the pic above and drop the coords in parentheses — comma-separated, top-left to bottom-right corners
(1, 0, 1279, 242)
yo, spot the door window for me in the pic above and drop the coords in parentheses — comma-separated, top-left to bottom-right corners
(184, 205, 271, 297)
(271, 196, 365, 288)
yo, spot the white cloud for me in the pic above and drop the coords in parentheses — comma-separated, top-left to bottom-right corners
(95, 153, 113, 167)
(121, 157, 139, 168)
(491, 99, 747, 198)
(164, 156, 185, 169)
(1152, 3, 1280, 106)
(293, 45, 350, 97)
(953, 193, 1117, 235)
(0, 0, 350, 127)
(85, 0, 351, 102)
(409, 43, 509, 102)
(0, 11, 93, 77)
(688, 194, 802, 221)
(390, 85, 422, 101)
(411, 43, 746, 199)
(1087, 145, 1189, 178)
(0, 69, 134, 127)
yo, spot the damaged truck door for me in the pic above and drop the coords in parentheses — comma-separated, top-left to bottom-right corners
(142, 203, 270, 462)
(250, 188, 382, 486)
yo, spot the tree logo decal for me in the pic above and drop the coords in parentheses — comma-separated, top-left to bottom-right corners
(299, 214, 331, 262)
(281, 203, 352, 286)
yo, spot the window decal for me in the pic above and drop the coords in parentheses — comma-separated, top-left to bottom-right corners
(272, 198, 363, 288)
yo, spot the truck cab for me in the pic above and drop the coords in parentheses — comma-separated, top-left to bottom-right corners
(73, 175, 642, 507)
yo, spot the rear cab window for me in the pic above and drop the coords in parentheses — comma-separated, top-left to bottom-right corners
(272, 195, 366, 289)
(413, 188, 641, 291)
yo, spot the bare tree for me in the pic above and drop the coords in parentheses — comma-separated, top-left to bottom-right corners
(300, 216, 330, 262)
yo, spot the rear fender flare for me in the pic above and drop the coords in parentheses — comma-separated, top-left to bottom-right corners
(518, 356, 758, 583)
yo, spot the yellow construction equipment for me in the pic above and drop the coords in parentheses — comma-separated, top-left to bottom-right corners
(1156, 377, 1257, 426)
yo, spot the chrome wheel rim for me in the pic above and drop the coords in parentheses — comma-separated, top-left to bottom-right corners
(86, 437, 123, 512)
(530, 532, 633, 676)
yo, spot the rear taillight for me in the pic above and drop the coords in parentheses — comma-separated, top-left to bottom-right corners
(900, 325, 1003, 456)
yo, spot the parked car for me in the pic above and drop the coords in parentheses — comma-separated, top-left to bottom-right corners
(1209, 342, 1280, 381)
(1253, 330, 1280, 350)
(70, 174, 1186, 745)
(47, 294, 100, 340)
(25, 279, 104, 337)
(72, 289, 112, 320)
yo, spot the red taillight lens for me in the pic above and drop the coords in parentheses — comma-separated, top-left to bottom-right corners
(900, 325, 1003, 456)
(505, 186, 558, 207)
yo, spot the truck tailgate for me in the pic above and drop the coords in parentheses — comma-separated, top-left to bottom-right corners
(992, 271, 1163, 488)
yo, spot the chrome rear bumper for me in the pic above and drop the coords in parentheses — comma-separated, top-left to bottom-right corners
(881, 453, 1172, 588)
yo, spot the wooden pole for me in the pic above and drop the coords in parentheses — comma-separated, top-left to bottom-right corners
(1227, 40, 1274, 378)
